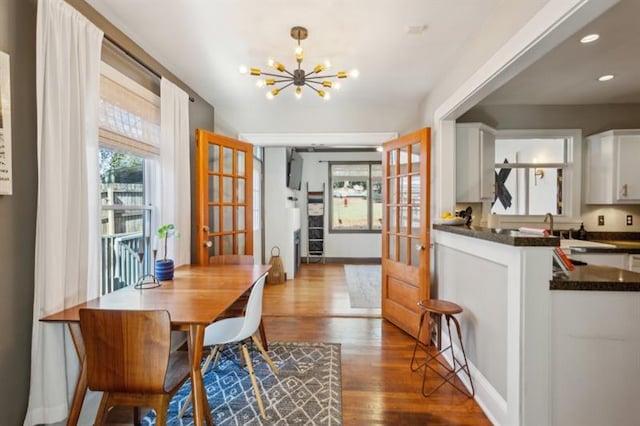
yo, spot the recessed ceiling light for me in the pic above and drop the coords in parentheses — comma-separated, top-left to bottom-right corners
(406, 25, 427, 35)
(580, 34, 600, 43)
(598, 74, 614, 82)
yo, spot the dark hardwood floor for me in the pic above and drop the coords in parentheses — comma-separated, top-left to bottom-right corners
(107, 263, 491, 425)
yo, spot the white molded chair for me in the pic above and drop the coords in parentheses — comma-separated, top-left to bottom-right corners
(178, 275, 278, 419)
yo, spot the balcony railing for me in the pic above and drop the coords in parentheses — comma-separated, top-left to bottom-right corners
(101, 232, 147, 295)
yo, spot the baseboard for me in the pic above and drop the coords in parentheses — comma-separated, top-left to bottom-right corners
(439, 332, 507, 426)
(303, 257, 381, 264)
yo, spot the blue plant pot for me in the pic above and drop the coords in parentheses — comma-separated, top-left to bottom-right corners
(155, 259, 174, 281)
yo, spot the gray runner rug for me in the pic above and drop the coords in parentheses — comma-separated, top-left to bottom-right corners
(343, 264, 381, 308)
(144, 341, 342, 425)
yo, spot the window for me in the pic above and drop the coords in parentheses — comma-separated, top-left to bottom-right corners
(329, 162, 382, 232)
(99, 63, 160, 295)
(491, 129, 581, 219)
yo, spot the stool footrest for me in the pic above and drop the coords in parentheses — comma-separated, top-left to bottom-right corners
(410, 307, 475, 398)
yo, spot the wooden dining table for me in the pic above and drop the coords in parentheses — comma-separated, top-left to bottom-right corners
(40, 263, 271, 426)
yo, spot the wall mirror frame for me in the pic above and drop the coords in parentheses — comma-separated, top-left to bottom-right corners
(0, 51, 12, 195)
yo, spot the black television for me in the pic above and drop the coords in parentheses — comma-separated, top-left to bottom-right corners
(287, 150, 303, 190)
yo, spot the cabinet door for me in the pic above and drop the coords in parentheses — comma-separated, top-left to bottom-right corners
(479, 128, 496, 200)
(616, 135, 640, 202)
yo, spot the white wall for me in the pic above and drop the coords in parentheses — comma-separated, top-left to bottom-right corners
(264, 147, 299, 279)
(298, 151, 382, 259)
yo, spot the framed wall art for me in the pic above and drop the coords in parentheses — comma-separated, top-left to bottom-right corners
(0, 51, 12, 195)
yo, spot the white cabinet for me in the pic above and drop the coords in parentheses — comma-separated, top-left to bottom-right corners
(456, 123, 496, 202)
(585, 129, 640, 204)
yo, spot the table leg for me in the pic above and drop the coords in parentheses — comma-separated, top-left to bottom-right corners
(188, 324, 213, 426)
(67, 323, 87, 426)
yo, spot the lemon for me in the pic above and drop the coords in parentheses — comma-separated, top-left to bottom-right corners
(441, 211, 453, 219)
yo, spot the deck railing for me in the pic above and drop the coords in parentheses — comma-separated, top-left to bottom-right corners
(100, 232, 146, 295)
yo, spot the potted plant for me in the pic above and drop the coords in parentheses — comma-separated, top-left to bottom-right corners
(155, 224, 179, 281)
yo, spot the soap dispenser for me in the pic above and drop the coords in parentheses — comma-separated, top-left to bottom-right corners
(578, 223, 588, 240)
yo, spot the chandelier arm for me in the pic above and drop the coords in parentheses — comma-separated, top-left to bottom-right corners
(277, 82, 295, 91)
(306, 74, 339, 80)
(305, 80, 325, 86)
(304, 83, 322, 94)
(260, 71, 294, 79)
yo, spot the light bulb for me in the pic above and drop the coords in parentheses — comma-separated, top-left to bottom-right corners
(324, 92, 331, 101)
(266, 91, 274, 100)
(295, 46, 304, 61)
(267, 58, 275, 67)
(598, 74, 614, 82)
(324, 60, 332, 69)
(295, 87, 302, 99)
(334, 82, 342, 91)
(580, 34, 599, 44)
(239, 65, 248, 74)
(256, 79, 265, 88)
(349, 69, 360, 78)
(317, 90, 326, 98)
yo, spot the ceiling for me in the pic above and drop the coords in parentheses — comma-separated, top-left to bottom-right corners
(480, 0, 640, 106)
(85, 0, 550, 137)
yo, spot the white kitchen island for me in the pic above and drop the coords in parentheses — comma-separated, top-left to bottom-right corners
(433, 225, 640, 426)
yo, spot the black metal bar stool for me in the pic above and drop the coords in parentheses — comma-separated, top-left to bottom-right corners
(410, 299, 475, 397)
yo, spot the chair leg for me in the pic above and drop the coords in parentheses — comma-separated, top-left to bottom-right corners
(241, 343, 267, 419)
(94, 392, 110, 426)
(258, 319, 269, 351)
(251, 334, 279, 375)
(133, 407, 141, 426)
(449, 314, 475, 397)
(178, 345, 221, 419)
(154, 399, 167, 426)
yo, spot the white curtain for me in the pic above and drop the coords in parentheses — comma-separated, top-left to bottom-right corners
(159, 78, 191, 266)
(24, 0, 103, 424)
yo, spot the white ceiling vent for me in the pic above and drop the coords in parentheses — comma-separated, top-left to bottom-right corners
(406, 25, 427, 35)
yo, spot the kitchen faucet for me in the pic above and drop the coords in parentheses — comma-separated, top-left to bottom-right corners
(544, 212, 554, 235)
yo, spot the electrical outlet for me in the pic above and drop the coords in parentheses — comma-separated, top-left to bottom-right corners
(598, 215, 605, 226)
(627, 215, 633, 226)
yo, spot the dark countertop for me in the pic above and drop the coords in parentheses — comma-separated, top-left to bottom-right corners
(567, 240, 640, 254)
(550, 265, 640, 291)
(433, 224, 559, 247)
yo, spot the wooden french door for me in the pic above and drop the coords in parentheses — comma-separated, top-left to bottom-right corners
(195, 129, 253, 265)
(381, 128, 431, 340)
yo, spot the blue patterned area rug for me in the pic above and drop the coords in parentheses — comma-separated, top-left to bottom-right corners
(143, 342, 342, 425)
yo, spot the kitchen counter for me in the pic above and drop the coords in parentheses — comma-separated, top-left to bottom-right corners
(567, 239, 640, 254)
(550, 265, 640, 291)
(432, 224, 559, 247)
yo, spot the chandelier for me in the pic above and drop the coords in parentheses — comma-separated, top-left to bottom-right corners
(240, 26, 359, 100)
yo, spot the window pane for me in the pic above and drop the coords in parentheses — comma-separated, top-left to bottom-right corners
(222, 234, 233, 255)
(223, 206, 233, 232)
(223, 176, 233, 202)
(99, 148, 149, 295)
(529, 167, 561, 215)
(237, 151, 245, 176)
(209, 206, 219, 232)
(410, 237, 420, 267)
(495, 138, 565, 164)
(209, 174, 219, 202)
(237, 206, 245, 231)
(238, 232, 245, 254)
(237, 178, 245, 203)
(223, 147, 233, 174)
(209, 144, 219, 171)
(331, 164, 369, 230)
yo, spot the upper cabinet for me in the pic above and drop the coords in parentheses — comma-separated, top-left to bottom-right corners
(456, 123, 496, 202)
(585, 130, 640, 204)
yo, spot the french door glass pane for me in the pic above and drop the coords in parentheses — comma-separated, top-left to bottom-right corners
(237, 206, 245, 231)
(398, 236, 407, 263)
(411, 143, 421, 172)
(208, 144, 219, 171)
(209, 175, 219, 202)
(237, 178, 245, 203)
(223, 206, 233, 232)
(410, 237, 420, 267)
(411, 175, 420, 204)
(238, 232, 245, 254)
(237, 151, 245, 176)
(223, 147, 233, 174)
(209, 206, 219, 232)
(222, 234, 233, 255)
(223, 176, 233, 202)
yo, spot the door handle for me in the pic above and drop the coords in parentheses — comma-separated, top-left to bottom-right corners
(202, 240, 213, 248)
(202, 225, 210, 232)
(416, 243, 426, 251)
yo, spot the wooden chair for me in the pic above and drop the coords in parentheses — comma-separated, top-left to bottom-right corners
(209, 255, 269, 350)
(79, 309, 191, 426)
